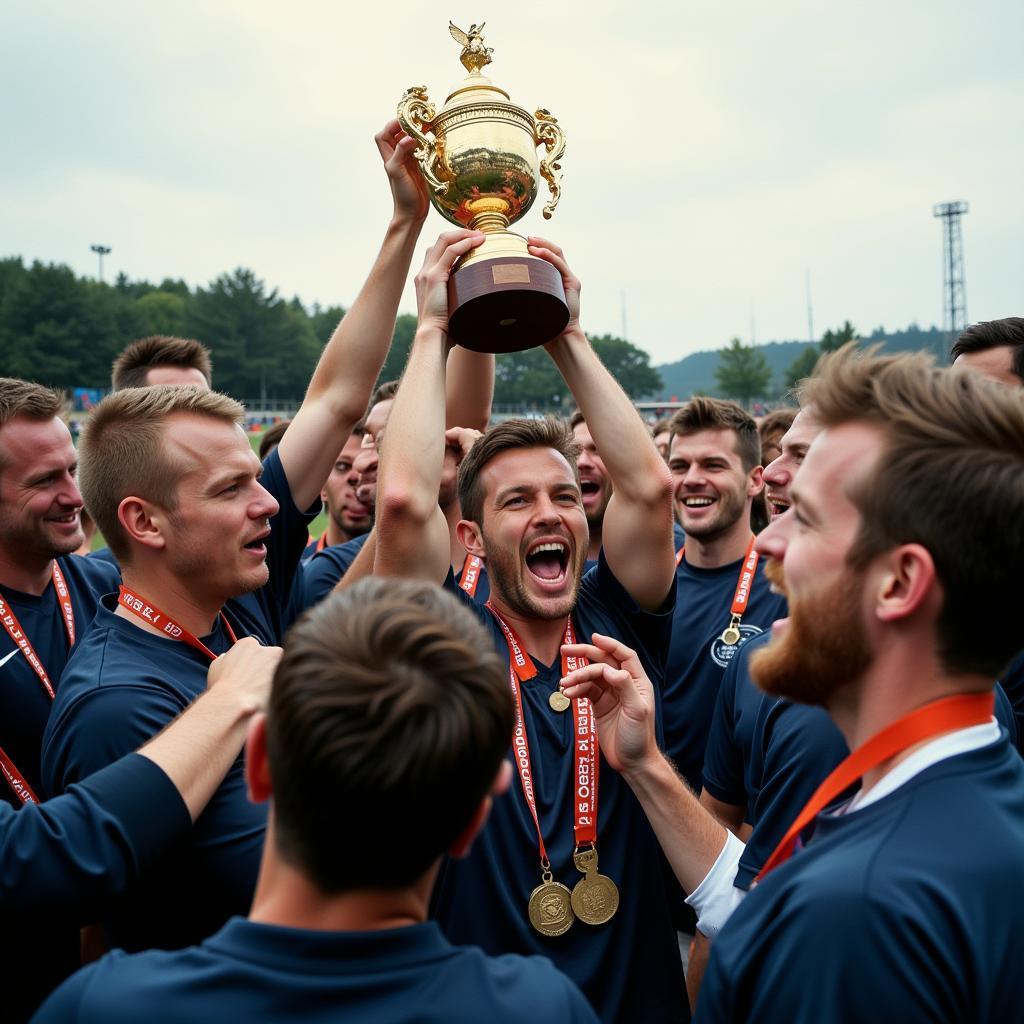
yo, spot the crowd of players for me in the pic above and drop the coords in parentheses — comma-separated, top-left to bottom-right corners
(1, 121, 1023, 1023)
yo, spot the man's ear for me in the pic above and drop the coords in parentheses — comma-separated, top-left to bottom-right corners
(449, 761, 512, 859)
(746, 465, 765, 499)
(874, 543, 939, 625)
(455, 518, 486, 559)
(117, 495, 169, 552)
(244, 713, 272, 804)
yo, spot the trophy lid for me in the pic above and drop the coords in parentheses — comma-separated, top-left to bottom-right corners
(444, 71, 511, 107)
(442, 22, 513, 110)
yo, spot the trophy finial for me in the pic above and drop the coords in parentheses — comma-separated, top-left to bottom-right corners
(449, 21, 494, 73)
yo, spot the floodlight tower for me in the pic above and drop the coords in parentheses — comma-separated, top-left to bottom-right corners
(90, 244, 111, 283)
(932, 201, 968, 344)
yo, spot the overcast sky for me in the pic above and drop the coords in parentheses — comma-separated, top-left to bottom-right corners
(3, 1, 1021, 365)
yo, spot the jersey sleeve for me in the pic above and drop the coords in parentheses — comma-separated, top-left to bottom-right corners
(584, 550, 677, 680)
(700, 886, 967, 1023)
(258, 447, 321, 617)
(42, 681, 187, 797)
(700, 652, 747, 806)
(733, 703, 848, 890)
(290, 541, 363, 617)
(0, 754, 188, 918)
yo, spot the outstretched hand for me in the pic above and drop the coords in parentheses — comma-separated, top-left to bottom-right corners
(375, 118, 430, 223)
(414, 230, 486, 334)
(527, 236, 582, 341)
(559, 633, 658, 776)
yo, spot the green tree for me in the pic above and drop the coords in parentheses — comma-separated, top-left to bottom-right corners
(308, 303, 347, 347)
(378, 313, 418, 385)
(184, 268, 320, 399)
(590, 335, 662, 398)
(783, 346, 820, 390)
(819, 320, 857, 353)
(135, 290, 187, 337)
(713, 338, 773, 406)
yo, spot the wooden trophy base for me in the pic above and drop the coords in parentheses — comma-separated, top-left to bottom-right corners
(447, 256, 569, 353)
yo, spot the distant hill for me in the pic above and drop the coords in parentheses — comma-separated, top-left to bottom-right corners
(651, 324, 949, 401)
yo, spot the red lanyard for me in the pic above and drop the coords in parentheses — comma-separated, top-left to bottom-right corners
(0, 562, 75, 701)
(315, 532, 328, 553)
(487, 606, 599, 863)
(0, 745, 39, 805)
(675, 535, 759, 643)
(118, 586, 238, 662)
(459, 553, 484, 598)
(756, 691, 996, 882)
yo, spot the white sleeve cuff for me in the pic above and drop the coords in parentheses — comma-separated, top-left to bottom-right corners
(684, 829, 747, 939)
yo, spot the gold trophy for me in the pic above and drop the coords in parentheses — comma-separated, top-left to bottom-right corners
(398, 23, 568, 353)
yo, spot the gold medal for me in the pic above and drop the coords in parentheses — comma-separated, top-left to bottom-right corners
(528, 868, 575, 937)
(569, 847, 619, 926)
(549, 688, 571, 712)
(720, 615, 742, 647)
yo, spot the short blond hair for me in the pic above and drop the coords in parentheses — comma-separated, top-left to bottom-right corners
(803, 344, 1024, 677)
(79, 385, 244, 561)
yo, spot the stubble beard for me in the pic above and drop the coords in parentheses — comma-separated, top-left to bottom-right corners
(751, 567, 873, 708)
(0, 507, 82, 564)
(482, 526, 585, 622)
(678, 485, 747, 544)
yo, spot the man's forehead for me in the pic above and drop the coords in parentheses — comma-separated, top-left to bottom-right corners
(780, 410, 821, 451)
(953, 346, 1019, 388)
(798, 422, 883, 507)
(484, 446, 578, 494)
(144, 365, 210, 389)
(669, 427, 739, 461)
(0, 416, 74, 468)
(162, 413, 255, 472)
(364, 399, 394, 438)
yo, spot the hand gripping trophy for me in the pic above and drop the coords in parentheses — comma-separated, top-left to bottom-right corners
(398, 23, 568, 352)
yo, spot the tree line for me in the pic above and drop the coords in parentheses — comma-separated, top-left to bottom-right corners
(0, 257, 663, 407)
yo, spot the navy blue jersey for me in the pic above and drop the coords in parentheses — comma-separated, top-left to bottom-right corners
(40, 449, 316, 952)
(734, 685, 849, 890)
(86, 546, 119, 568)
(432, 555, 687, 1024)
(710, 635, 1017, 890)
(664, 553, 787, 790)
(0, 754, 188, 1022)
(699, 737, 1024, 1023)
(0, 553, 119, 806)
(291, 534, 492, 617)
(999, 650, 1024, 755)
(34, 918, 598, 1024)
(289, 532, 371, 617)
(700, 632, 773, 813)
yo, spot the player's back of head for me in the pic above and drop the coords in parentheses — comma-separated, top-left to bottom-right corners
(267, 577, 513, 892)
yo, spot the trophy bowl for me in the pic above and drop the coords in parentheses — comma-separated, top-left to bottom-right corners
(398, 23, 568, 353)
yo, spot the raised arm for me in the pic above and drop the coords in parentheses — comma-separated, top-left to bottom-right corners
(446, 348, 494, 431)
(531, 238, 675, 610)
(277, 120, 428, 510)
(374, 230, 485, 582)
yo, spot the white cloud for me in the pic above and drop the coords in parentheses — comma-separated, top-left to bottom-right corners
(1, 0, 1021, 364)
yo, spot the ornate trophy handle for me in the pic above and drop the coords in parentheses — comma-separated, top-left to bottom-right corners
(533, 109, 566, 220)
(397, 86, 454, 197)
